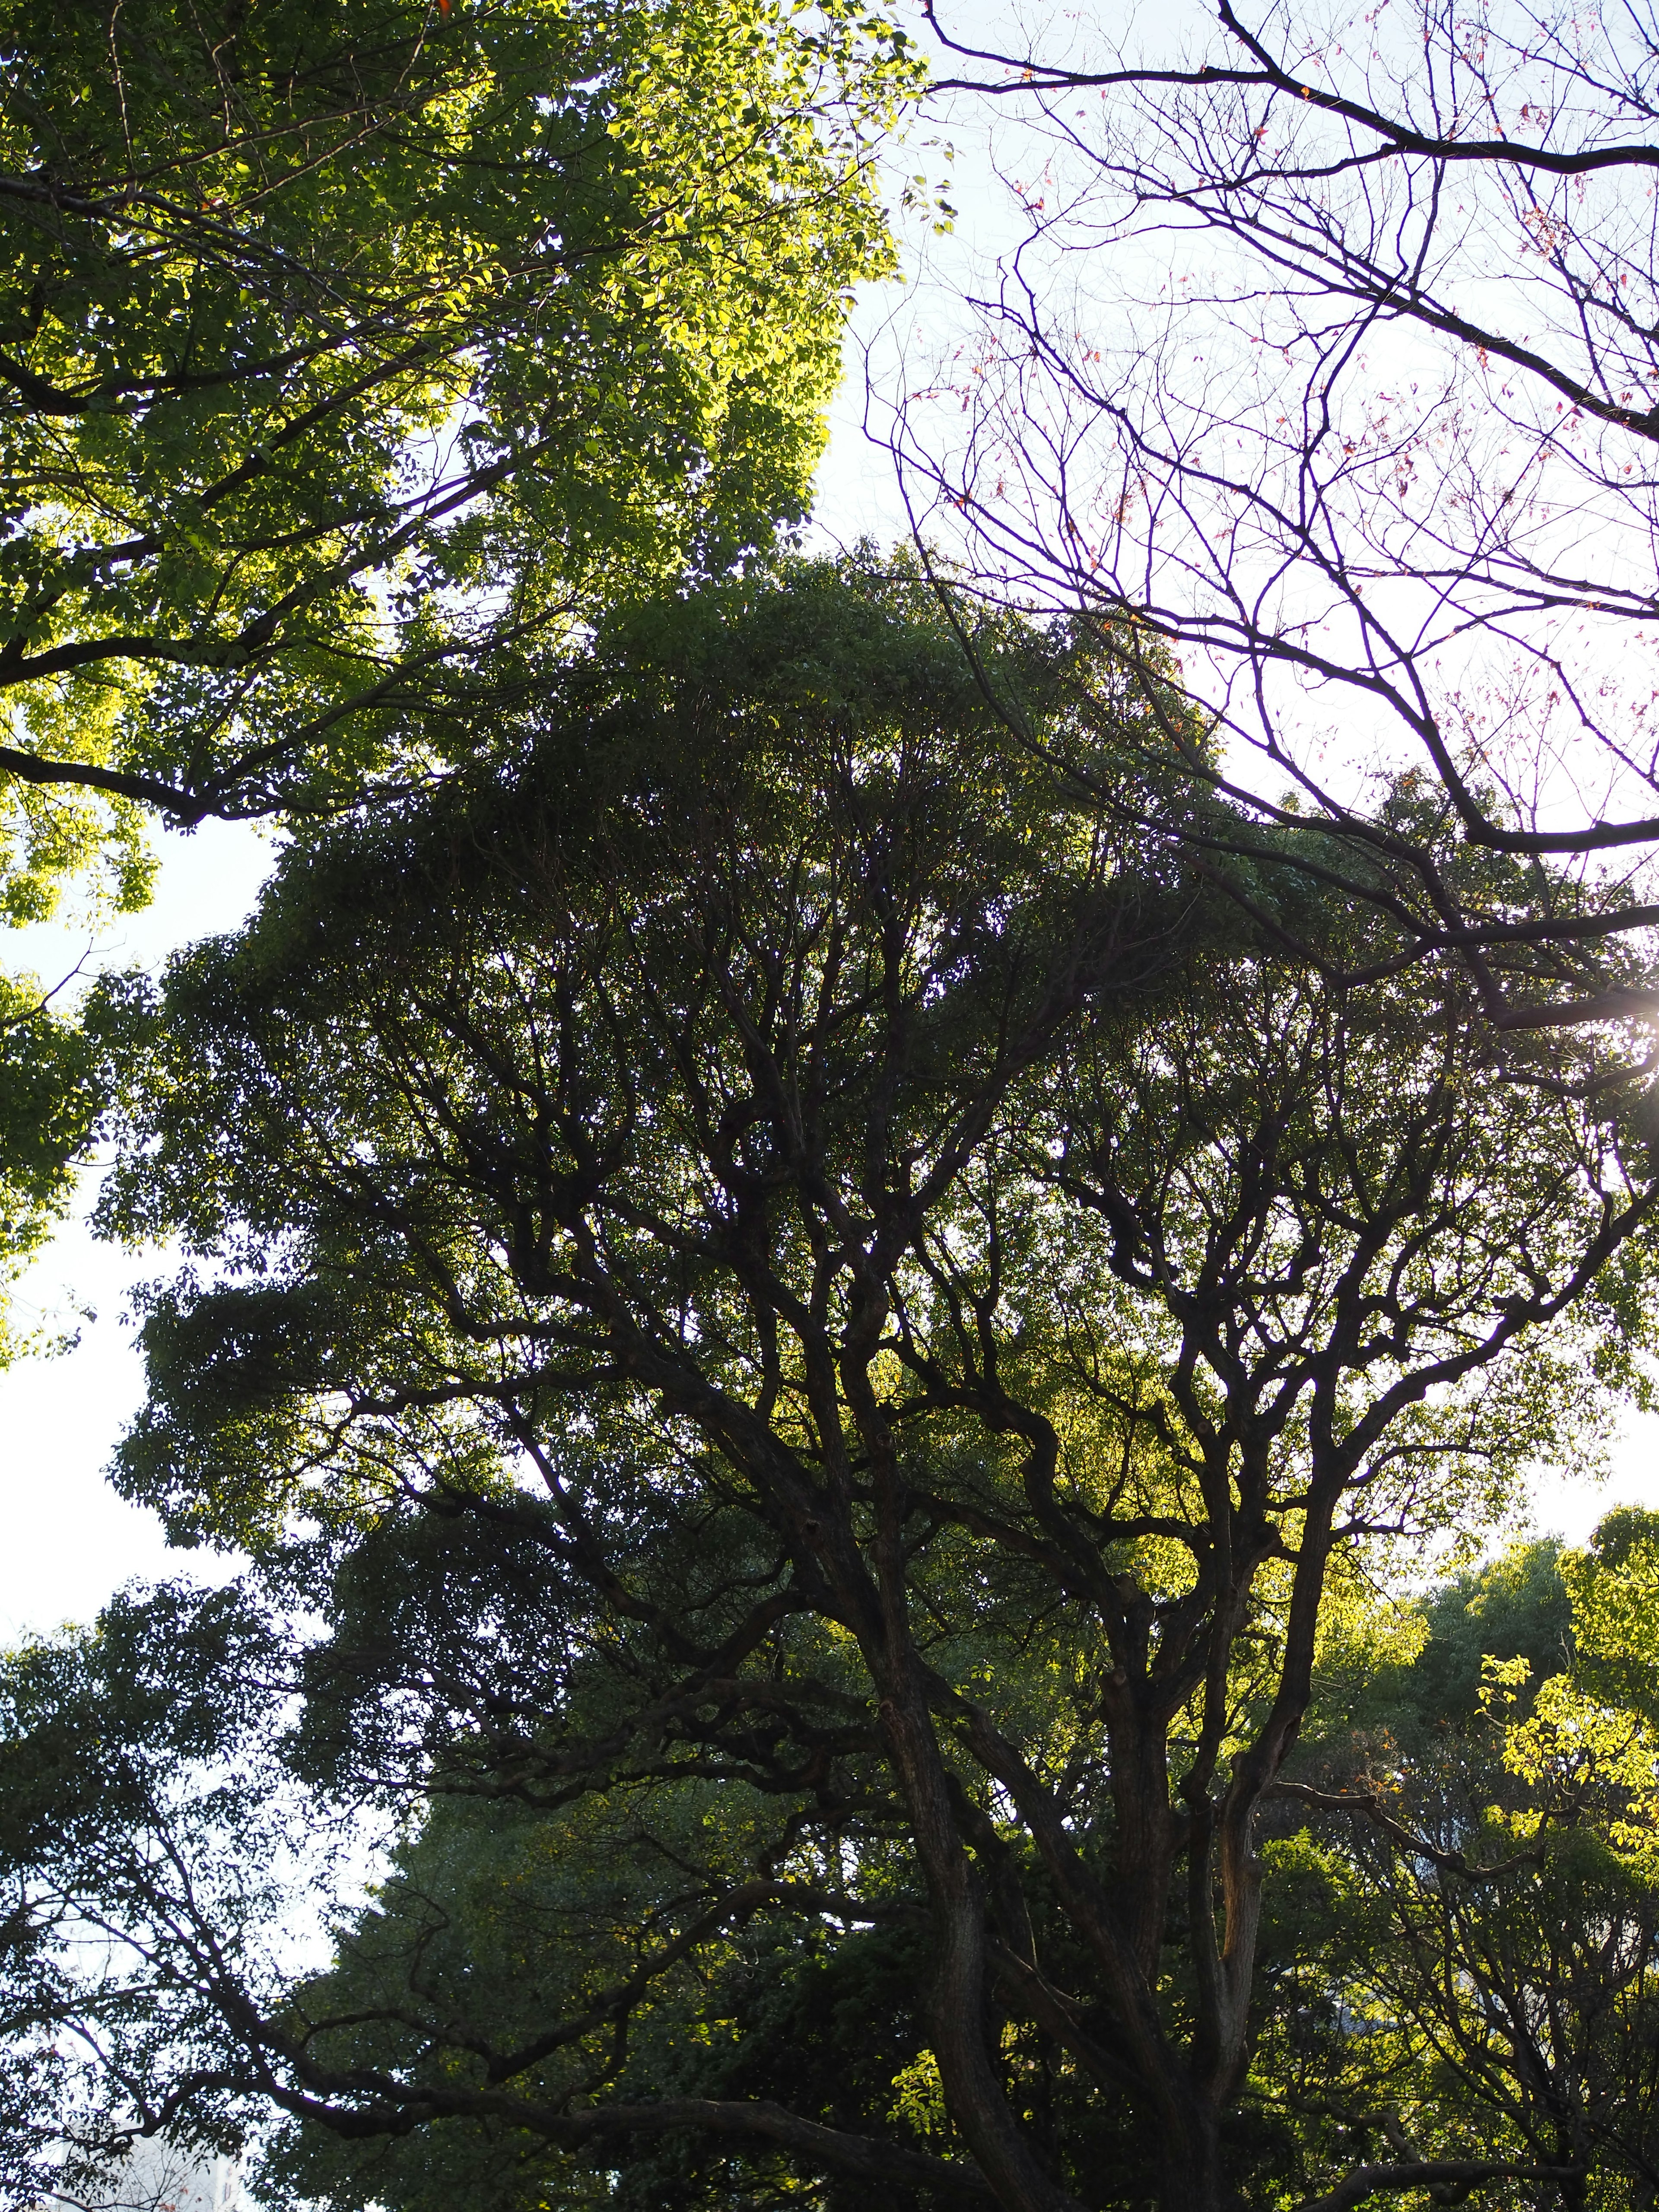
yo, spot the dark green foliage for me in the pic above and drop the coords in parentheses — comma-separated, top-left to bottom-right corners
(1406, 1542, 1574, 1729)
(3, 564, 1657, 2212)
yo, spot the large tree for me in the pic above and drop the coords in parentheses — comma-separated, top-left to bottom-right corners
(0, 564, 1653, 2212)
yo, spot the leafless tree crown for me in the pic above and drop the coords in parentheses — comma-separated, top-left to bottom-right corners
(884, 0, 1659, 1028)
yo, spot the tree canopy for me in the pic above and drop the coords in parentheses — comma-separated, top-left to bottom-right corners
(0, 0, 905, 839)
(7, 2, 1659, 2204)
(891, 0, 1659, 1031)
(2, 564, 1654, 2212)
(0, 0, 910, 1359)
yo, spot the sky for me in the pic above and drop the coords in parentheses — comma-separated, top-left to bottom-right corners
(0, 821, 272, 1643)
(0, 44, 1654, 1646)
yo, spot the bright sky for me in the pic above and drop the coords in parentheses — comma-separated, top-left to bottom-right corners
(0, 822, 271, 1643)
(0, 44, 1653, 1648)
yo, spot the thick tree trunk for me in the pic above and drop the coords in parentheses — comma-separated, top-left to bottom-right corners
(1106, 1700, 1176, 1976)
(1154, 2101, 1239, 2212)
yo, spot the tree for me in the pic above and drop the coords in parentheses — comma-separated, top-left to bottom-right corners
(0, 562, 1654, 2212)
(1305, 1535, 1574, 1747)
(0, 0, 909, 1355)
(1254, 1529, 1659, 2209)
(881, 0, 1659, 1028)
(0, 0, 906, 843)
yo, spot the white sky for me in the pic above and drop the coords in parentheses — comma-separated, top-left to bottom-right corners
(0, 822, 271, 1642)
(0, 26, 1654, 1646)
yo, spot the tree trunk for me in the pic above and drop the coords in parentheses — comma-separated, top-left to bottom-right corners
(1154, 2101, 1241, 2212)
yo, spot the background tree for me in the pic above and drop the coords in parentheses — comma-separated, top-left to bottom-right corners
(884, 0, 1659, 1029)
(0, 563, 1653, 2212)
(0, 970, 104, 1363)
(1253, 1524, 1659, 2209)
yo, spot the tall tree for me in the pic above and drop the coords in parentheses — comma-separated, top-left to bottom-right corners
(0, 565, 1653, 2212)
